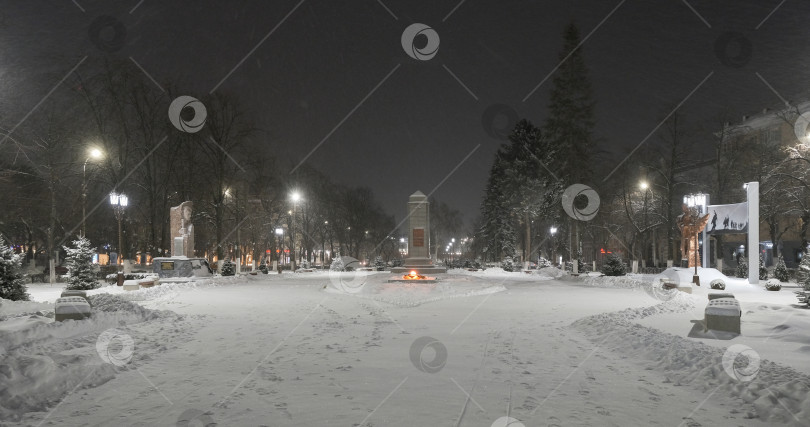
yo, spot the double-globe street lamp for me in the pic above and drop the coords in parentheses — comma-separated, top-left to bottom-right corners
(109, 192, 128, 265)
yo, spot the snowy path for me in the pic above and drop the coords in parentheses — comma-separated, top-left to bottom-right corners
(6, 276, 786, 426)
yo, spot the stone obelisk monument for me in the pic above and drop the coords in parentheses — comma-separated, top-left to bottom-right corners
(392, 191, 447, 274)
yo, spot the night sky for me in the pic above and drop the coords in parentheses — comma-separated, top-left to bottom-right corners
(3, 0, 810, 226)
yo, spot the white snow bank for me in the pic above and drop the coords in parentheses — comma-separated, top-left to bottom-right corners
(0, 298, 53, 320)
(0, 294, 182, 422)
(572, 296, 810, 425)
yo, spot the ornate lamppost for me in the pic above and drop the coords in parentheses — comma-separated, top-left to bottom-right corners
(109, 192, 128, 265)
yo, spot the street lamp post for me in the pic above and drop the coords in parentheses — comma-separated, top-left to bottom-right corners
(684, 193, 708, 284)
(109, 192, 128, 266)
(290, 191, 301, 271)
(550, 226, 557, 265)
(274, 227, 284, 267)
(82, 148, 103, 237)
(639, 181, 649, 267)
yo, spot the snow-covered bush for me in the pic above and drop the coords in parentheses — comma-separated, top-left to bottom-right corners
(736, 255, 748, 278)
(258, 261, 268, 274)
(537, 257, 552, 268)
(64, 237, 99, 290)
(374, 256, 386, 271)
(221, 259, 235, 276)
(765, 279, 781, 291)
(0, 237, 29, 301)
(710, 279, 725, 290)
(773, 254, 789, 282)
(798, 249, 810, 284)
(330, 253, 345, 272)
(501, 256, 515, 272)
(601, 254, 626, 276)
(759, 254, 768, 280)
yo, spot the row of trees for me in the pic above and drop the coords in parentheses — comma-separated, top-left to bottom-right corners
(476, 21, 810, 268)
(0, 57, 397, 269)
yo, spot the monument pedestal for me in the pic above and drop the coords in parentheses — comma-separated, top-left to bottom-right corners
(391, 257, 447, 274)
(392, 191, 447, 275)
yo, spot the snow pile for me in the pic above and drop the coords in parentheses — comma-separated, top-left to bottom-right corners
(572, 297, 810, 424)
(0, 294, 183, 422)
(571, 274, 645, 289)
(536, 266, 565, 278)
(0, 298, 53, 321)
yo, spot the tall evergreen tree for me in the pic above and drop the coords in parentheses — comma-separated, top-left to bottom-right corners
(480, 120, 559, 262)
(544, 22, 596, 183)
(480, 154, 517, 261)
(64, 237, 100, 290)
(544, 22, 597, 263)
(0, 237, 29, 301)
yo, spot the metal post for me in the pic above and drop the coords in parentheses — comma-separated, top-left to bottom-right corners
(117, 214, 123, 266)
(702, 194, 710, 268)
(82, 160, 87, 238)
(747, 182, 759, 284)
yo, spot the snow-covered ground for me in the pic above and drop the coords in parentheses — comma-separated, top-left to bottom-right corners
(1, 269, 808, 426)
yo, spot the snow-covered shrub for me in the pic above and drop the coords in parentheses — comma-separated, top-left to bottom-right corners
(798, 249, 810, 284)
(773, 254, 789, 282)
(710, 279, 725, 290)
(736, 255, 748, 278)
(221, 259, 235, 276)
(501, 256, 515, 272)
(330, 253, 345, 272)
(374, 256, 386, 271)
(258, 261, 268, 274)
(759, 254, 768, 280)
(601, 254, 626, 276)
(765, 279, 781, 291)
(537, 257, 552, 269)
(0, 237, 29, 301)
(64, 237, 99, 290)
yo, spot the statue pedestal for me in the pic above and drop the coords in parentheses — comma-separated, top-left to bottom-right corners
(391, 257, 447, 274)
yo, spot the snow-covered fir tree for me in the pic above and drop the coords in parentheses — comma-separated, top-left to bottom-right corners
(374, 256, 385, 271)
(0, 237, 29, 301)
(601, 254, 626, 276)
(796, 251, 810, 283)
(544, 22, 596, 265)
(736, 255, 748, 279)
(501, 256, 515, 272)
(773, 254, 789, 282)
(799, 249, 810, 289)
(258, 260, 268, 274)
(221, 258, 235, 276)
(759, 254, 768, 280)
(330, 252, 345, 271)
(64, 237, 99, 290)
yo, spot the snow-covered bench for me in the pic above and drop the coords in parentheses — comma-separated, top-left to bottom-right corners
(708, 292, 735, 301)
(60, 290, 91, 307)
(704, 297, 741, 334)
(54, 297, 92, 322)
(122, 280, 141, 291)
